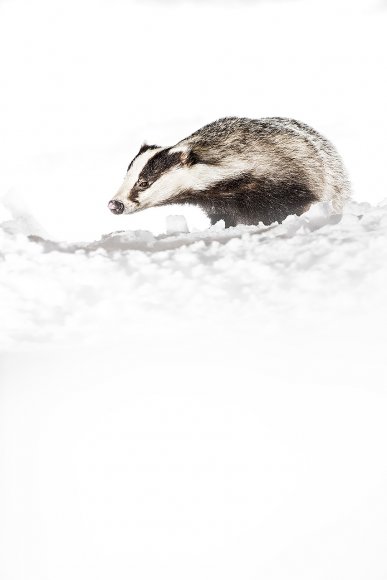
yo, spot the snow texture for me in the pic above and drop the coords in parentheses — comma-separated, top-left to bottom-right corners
(0, 199, 386, 350)
(2, 197, 387, 579)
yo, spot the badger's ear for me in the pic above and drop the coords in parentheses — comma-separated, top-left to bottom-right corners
(138, 143, 160, 155)
(180, 148, 199, 166)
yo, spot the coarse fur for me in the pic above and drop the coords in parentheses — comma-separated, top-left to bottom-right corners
(110, 117, 351, 227)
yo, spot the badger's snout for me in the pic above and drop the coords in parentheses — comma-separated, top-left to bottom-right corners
(108, 200, 124, 215)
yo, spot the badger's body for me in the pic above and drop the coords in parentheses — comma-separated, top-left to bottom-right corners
(109, 117, 350, 227)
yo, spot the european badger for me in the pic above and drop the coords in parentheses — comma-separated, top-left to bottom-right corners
(109, 117, 350, 227)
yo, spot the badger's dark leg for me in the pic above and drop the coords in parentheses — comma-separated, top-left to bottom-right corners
(182, 176, 318, 227)
(208, 211, 238, 228)
(232, 195, 315, 226)
(209, 179, 317, 226)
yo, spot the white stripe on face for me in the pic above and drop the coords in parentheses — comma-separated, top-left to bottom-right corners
(138, 157, 254, 208)
(113, 147, 164, 205)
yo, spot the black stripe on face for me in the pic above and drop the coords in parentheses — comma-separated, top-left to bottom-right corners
(139, 149, 182, 182)
(127, 144, 160, 172)
(129, 149, 183, 204)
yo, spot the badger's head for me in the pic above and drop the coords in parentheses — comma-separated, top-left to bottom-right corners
(108, 143, 200, 216)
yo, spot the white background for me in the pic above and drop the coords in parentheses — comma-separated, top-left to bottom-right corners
(1, 1, 387, 579)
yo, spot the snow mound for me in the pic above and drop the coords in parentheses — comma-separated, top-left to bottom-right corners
(1, 201, 387, 350)
(0, 191, 47, 238)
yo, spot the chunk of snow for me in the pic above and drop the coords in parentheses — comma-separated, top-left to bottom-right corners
(303, 201, 336, 232)
(210, 219, 225, 231)
(166, 215, 189, 235)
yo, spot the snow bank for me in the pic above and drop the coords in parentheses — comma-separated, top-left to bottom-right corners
(2, 199, 387, 580)
(1, 200, 387, 350)
(2, 200, 387, 580)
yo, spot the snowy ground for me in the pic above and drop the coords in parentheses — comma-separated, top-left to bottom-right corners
(2, 198, 387, 579)
(1, 0, 387, 579)
(1, 199, 387, 350)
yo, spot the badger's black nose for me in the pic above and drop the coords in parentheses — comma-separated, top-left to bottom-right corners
(108, 200, 124, 215)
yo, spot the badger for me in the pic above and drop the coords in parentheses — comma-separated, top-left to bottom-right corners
(108, 117, 350, 228)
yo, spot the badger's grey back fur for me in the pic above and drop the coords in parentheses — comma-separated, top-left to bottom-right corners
(111, 117, 351, 227)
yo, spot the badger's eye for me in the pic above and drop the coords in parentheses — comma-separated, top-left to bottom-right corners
(137, 179, 149, 189)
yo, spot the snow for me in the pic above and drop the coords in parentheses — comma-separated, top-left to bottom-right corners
(2, 197, 387, 579)
(165, 214, 189, 235)
(1, 198, 387, 350)
(1, 0, 387, 578)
